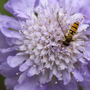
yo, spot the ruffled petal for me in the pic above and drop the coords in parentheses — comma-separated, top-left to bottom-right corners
(58, 78, 78, 90)
(34, 83, 48, 90)
(0, 14, 15, 26)
(72, 68, 84, 81)
(27, 66, 37, 77)
(5, 76, 19, 90)
(14, 76, 38, 90)
(0, 31, 9, 48)
(39, 70, 49, 84)
(5, 0, 37, 19)
(4, 0, 15, 15)
(62, 70, 71, 85)
(78, 65, 90, 90)
(48, 84, 61, 90)
(79, 1, 90, 23)
(6, 20, 21, 30)
(0, 62, 19, 77)
(18, 71, 27, 84)
(1, 27, 22, 39)
(0, 32, 16, 63)
(7, 55, 26, 67)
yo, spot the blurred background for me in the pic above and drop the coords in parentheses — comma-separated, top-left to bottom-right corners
(0, 0, 83, 90)
(0, 0, 12, 15)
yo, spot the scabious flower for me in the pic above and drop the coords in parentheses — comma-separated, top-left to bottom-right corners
(0, 0, 90, 90)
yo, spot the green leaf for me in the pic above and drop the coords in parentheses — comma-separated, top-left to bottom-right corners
(0, 75, 6, 90)
(79, 86, 83, 90)
(0, 0, 13, 16)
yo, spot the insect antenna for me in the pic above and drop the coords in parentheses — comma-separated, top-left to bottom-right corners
(57, 12, 66, 38)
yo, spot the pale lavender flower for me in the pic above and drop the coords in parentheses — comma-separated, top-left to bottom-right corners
(0, 0, 90, 90)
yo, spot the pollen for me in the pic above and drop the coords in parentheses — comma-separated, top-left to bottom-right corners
(84, 72, 86, 74)
(55, 82, 58, 84)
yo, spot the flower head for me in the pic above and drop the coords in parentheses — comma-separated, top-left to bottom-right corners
(0, 0, 90, 90)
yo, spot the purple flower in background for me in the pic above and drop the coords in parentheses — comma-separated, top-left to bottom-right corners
(0, 0, 90, 90)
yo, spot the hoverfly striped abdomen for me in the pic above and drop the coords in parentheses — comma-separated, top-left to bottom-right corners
(63, 21, 79, 46)
(69, 21, 79, 35)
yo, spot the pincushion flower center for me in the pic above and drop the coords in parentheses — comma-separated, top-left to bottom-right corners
(18, 5, 88, 83)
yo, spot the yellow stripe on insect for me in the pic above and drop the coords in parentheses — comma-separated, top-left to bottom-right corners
(63, 21, 79, 46)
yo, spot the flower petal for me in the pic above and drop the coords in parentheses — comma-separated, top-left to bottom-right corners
(7, 55, 26, 67)
(39, 70, 49, 84)
(73, 68, 84, 81)
(0, 31, 9, 48)
(58, 77, 78, 90)
(14, 76, 38, 90)
(6, 20, 21, 30)
(1, 27, 22, 39)
(11, 0, 36, 18)
(5, 76, 18, 90)
(18, 71, 27, 84)
(19, 60, 32, 72)
(4, 0, 15, 15)
(27, 66, 37, 77)
(62, 70, 71, 85)
(78, 66, 90, 90)
(34, 83, 48, 90)
(0, 62, 19, 77)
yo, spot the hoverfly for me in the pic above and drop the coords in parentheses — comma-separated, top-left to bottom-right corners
(57, 13, 79, 46)
(63, 21, 79, 46)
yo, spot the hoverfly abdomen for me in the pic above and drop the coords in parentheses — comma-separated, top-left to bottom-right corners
(63, 21, 79, 46)
(70, 21, 79, 35)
